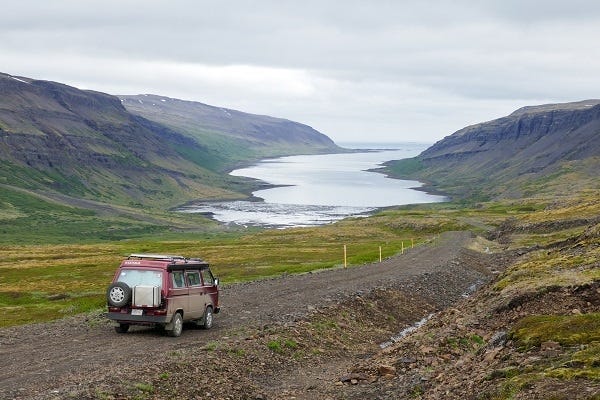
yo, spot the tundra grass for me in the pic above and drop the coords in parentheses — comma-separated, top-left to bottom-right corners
(490, 321, 600, 394)
(494, 228, 600, 293)
(0, 194, 560, 328)
(0, 185, 221, 244)
(0, 214, 443, 327)
(476, 194, 600, 395)
(511, 313, 600, 347)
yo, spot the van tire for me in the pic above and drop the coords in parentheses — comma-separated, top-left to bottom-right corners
(167, 312, 183, 337)
(201, 306, 214, 330)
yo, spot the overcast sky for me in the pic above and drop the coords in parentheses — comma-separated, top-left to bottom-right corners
(2, 1, 600, 144)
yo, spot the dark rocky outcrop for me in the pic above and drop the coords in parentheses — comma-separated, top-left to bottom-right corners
(422, 99, 600, 165)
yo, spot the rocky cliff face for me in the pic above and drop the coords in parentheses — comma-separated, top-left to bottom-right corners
(1, 74, 176, 168)
(423, 100, 600, 168)
(387, 100, 600, 200)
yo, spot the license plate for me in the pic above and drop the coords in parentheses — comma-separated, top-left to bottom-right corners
(131, 309, 143, 316)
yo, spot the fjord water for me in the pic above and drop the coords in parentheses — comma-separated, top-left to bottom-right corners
(179, 143, 446, 227)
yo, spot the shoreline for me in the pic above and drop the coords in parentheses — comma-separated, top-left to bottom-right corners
(175, 145, 449, 228)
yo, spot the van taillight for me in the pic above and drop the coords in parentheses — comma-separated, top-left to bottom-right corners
(147, 299, 167, 316)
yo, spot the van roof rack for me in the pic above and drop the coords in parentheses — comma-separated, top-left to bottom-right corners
(128, 254, 189, 262)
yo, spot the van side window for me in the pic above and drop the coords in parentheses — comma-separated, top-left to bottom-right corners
(187, 271, 201, 286)
(201, 270, 214, 286)
(172, 271, 185, 288)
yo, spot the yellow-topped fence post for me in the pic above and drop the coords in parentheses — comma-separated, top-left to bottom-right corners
(344, 244, 347, 268)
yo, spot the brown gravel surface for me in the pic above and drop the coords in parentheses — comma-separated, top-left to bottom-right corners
(0, 231, 494, 399)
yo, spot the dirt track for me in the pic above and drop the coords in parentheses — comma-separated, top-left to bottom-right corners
(0, 231, 491, 399)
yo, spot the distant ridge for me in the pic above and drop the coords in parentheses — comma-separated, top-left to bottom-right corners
(384, 100, 600, 201)
(118, 94, 341, 171)
(509, 99, 600, 117)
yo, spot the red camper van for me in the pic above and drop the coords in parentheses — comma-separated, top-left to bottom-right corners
(106, 254, 220, 337)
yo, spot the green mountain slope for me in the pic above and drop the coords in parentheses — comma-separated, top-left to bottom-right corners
(0, 73, 340, 211)
(384, 100, 600, 201)
(119, 94, 342, 171)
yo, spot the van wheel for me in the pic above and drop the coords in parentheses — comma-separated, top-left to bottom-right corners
(106, 282, 131, 307)
(201, 306, 214, 330)
(167, 312, 183, 337)
(115, 323, 130, 333)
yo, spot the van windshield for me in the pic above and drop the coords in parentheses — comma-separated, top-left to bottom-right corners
(117, 269, 162, 288)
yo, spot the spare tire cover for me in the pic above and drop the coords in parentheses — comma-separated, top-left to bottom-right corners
(107, 282, 131, 307)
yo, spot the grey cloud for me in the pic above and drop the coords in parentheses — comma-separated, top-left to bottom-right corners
(2, 0, 600, 142)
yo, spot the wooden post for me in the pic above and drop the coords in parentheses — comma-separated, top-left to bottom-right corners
(344, 245, 347, 268)
(411, 238, 414, 248)
(379, 246, 382, 262)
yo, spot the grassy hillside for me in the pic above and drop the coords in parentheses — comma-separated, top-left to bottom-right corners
(378, 103, 600, 399)
(0, 73, 342, 213)
(349, 189, 600, 398)
(0, 184, 227, 244)
(383, 101, 600, 202)
(0, 73, 258, 209)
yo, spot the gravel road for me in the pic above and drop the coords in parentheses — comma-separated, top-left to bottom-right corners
(0, 231, 486, 399)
